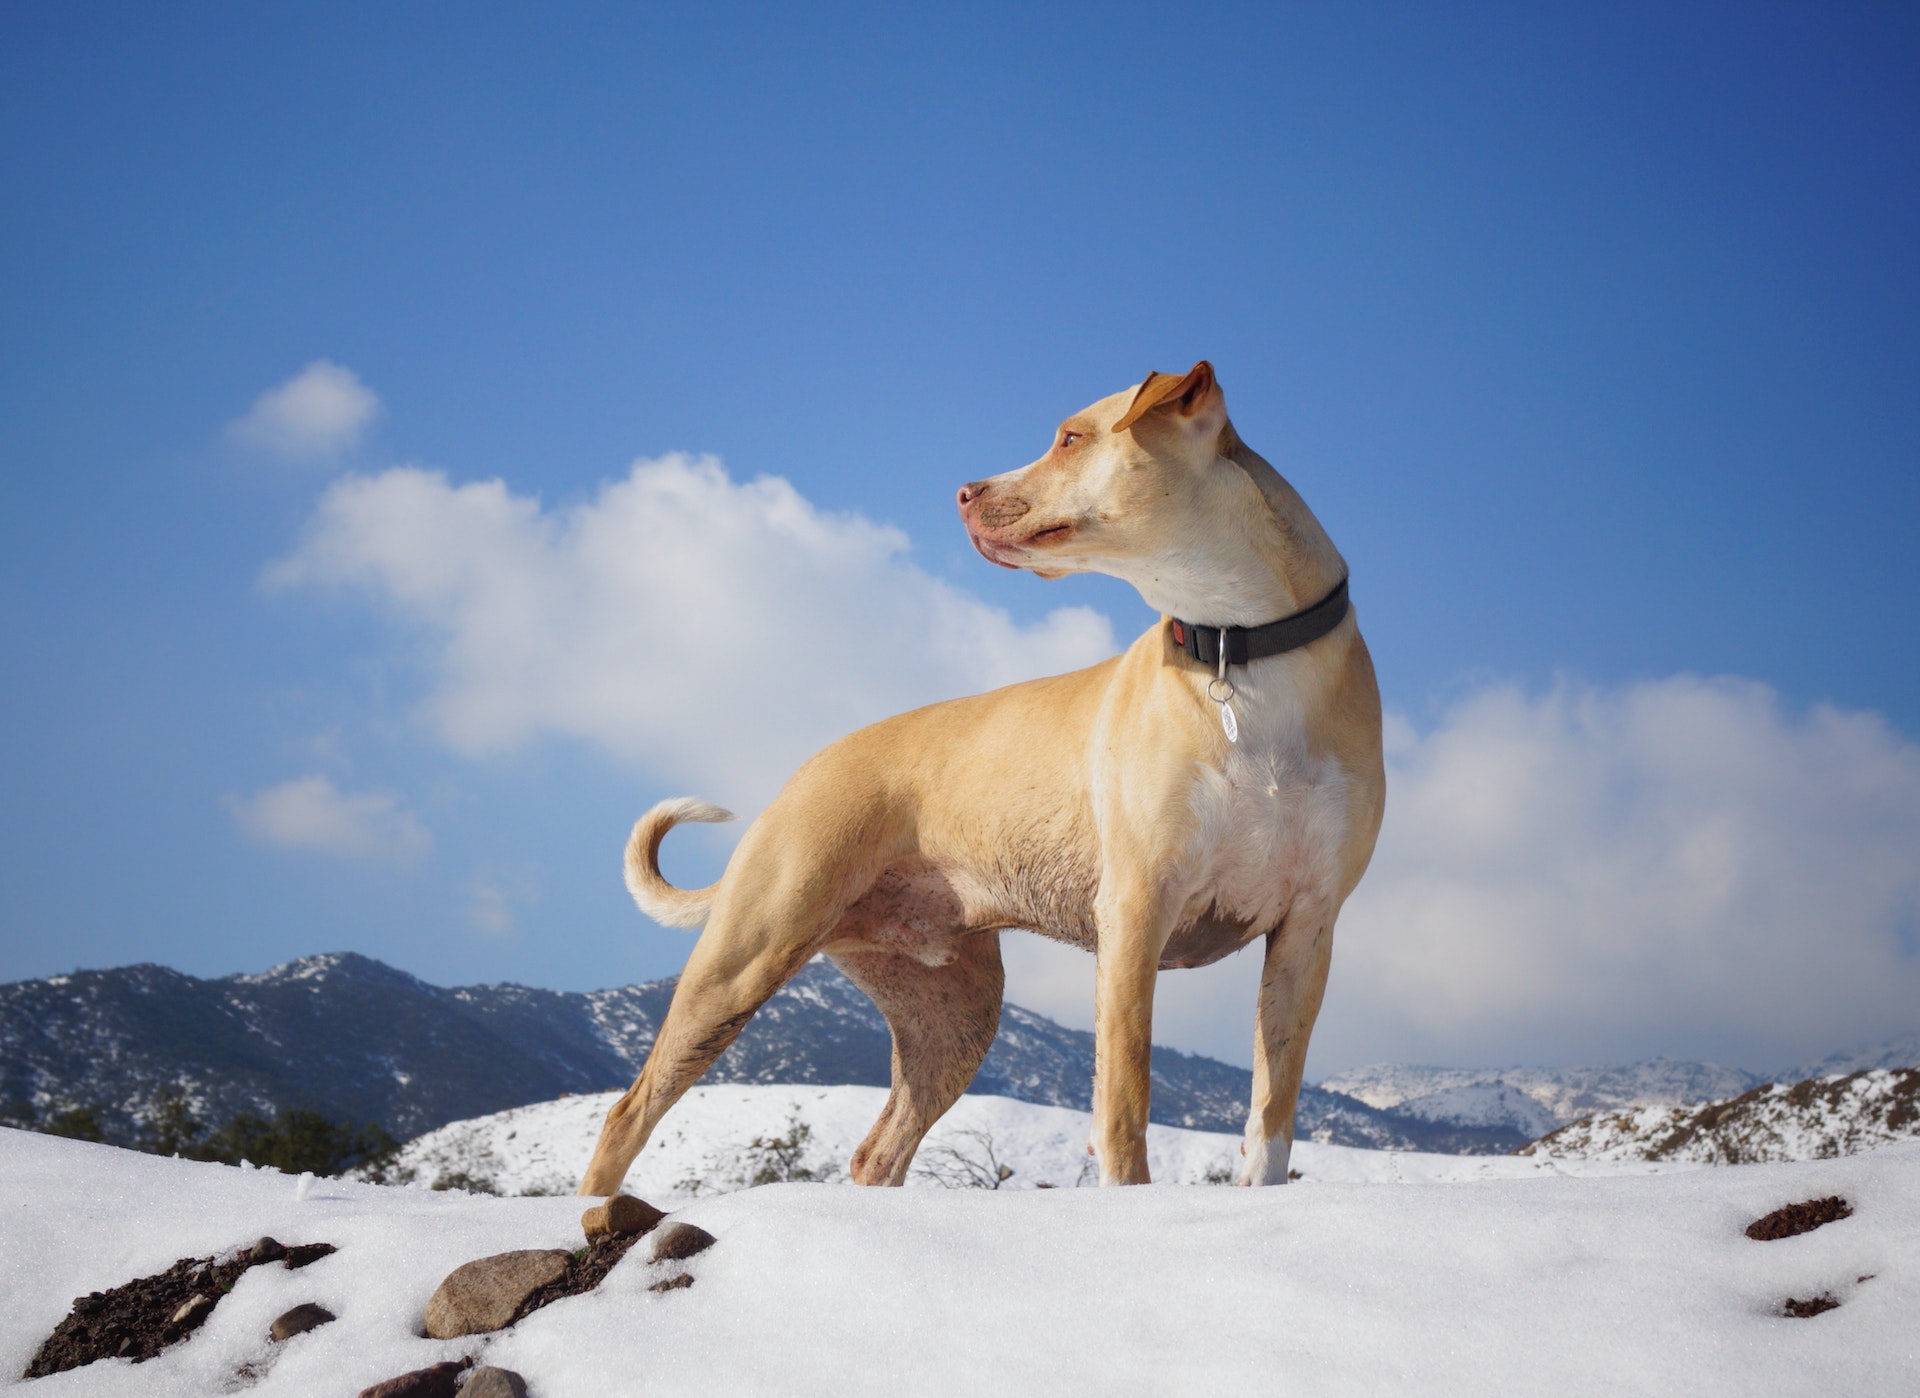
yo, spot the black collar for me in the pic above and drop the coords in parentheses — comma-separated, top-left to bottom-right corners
(1169, 577, 1350, 667)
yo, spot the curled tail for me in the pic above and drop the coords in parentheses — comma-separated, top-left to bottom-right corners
(624, 797, 736, 928)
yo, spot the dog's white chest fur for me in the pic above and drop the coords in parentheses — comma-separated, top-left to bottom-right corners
(1180, 660, 1350, 938)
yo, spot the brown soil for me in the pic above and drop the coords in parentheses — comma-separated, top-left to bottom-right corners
(24, 1237, 336, 1379)
(1745, 1195, 1852, 1241)
(1781, 1293, 1841, 1319)
(504, 1231, 645, 1326)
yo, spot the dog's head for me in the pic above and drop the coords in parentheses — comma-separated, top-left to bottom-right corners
(959, 362, 1325, 621)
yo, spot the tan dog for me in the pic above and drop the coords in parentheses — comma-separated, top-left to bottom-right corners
(579, 362, 1384, 1194)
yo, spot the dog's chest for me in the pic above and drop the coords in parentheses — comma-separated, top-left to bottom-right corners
(1180, 677, 1350, 938)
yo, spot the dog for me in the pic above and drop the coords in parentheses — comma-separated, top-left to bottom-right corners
(579, 361, 1384, 1194)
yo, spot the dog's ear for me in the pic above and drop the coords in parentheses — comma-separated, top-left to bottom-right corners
(1112, 361, 1217, 433)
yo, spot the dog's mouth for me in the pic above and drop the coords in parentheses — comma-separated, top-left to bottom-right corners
(968, 522, 1076, 570)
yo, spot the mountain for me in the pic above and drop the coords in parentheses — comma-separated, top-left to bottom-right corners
(1322, 1058, 1766, 1140)
(0, 952, 1481, 1152)
(1783, 1032, 1920, 1083)
(1519, 1068, 1920, 1164)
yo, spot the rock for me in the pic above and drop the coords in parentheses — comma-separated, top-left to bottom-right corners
(423, 1250, 572, 1338)
(1746, 1195, 1852, 1241)
(461, 1366, 531, 1398)
(284, 1242, 339, 1269)
(168, 1294, 214, 1328)
(649, 1273, 695, 1293)
(248, 1236, 288, 1265)
(269, 1302, 336, 1341)
(357, 1358, 473, 1398)
(647, 1221, 716, 1263)
(581, 1193, 666, 1241)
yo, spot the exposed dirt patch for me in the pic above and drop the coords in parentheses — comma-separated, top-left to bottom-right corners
(1745, 1195, 1852, 1241)
(1781, 1293, 1841, 1319)
(25, 1237, 337, 1379)
(504, 1231, 646, 1326)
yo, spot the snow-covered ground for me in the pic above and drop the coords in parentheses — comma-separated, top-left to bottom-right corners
(367, 1084, 1680, 1201)
(5, 1104, 1919, 1395)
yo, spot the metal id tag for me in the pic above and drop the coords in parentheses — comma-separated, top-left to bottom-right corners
(1210, 635, 1240, 744)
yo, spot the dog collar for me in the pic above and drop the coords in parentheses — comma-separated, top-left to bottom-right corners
(1170, 576, 1350, 668)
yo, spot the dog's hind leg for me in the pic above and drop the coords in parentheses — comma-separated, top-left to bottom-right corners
(578, 931, 812, 1197)
(829, 933, 1004, 1186)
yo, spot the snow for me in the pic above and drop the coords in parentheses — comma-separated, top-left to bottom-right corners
(4, 1095, 1920, 1395)
(369, 1085, 1676, 1200)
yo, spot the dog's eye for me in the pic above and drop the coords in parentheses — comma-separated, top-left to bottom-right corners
(1059, 432, 1082, 450)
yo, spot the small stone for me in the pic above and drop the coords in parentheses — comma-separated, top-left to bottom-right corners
(649, 1273, 695, 1292)
(647, 1221, 716, 1263)
(284, 1241, 339, 1269)
(423, 1249, 572, 1338)
(460, 1366, 530, 1398)
(248, 1236, 288, 1265)
(357, 1358, 473, 1398)
(169, 1293, 215, 1329)
(581, 1193, 666, 1241)
(269, 1302, 336, 1341)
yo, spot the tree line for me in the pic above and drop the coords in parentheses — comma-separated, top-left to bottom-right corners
(1, 1086, 396, 1177)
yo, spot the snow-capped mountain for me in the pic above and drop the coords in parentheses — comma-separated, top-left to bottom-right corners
(1520, 1068, 1920, 1165)
(1324, 1035, 1920, 1145)
(1784, 1032, 1920, 1083)
(1322, 1058, 1767, 1139)
(0, 953, 1478, 1153)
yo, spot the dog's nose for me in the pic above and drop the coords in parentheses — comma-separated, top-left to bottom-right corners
(957, 481, 988, 509)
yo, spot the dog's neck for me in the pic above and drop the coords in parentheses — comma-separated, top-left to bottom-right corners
(1119, 436, 1347, 629)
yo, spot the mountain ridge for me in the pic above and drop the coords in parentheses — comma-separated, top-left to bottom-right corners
(10, 953, 1910, 1155)
(2, 952, 1496, 1152)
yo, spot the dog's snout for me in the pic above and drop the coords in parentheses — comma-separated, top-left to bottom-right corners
(957, 480, 989, 509)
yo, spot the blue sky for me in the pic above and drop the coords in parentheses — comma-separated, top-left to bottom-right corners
(2, 2, 1916, 1073)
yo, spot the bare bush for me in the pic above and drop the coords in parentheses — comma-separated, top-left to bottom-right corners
(913, 1128, 1016, 1190)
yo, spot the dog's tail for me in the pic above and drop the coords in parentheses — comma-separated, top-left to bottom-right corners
(624, 798, 736, 928)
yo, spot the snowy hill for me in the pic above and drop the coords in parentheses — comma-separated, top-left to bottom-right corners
(0, 954, 1489, 1153)
(1323, 1057, 1765, 1139)
(4, 1125, 1916, 1395)
(1522, 1069, 1920, 1165)
(362, 1084, 1677, 1201)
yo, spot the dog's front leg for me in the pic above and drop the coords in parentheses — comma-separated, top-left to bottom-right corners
(1239, 904, 1337, 1185)
(1090, 875, 1175, 1186)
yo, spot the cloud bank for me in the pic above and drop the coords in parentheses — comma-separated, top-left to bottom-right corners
(225, 775, 430, 866)
(229, 361, 381, 458)
(268, 454, 1116, 804)
(1004, 675, 1920, 1075)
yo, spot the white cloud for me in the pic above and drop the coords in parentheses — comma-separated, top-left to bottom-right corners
(999, 675, 1920, 1076)
(267, 454, 1116, 806)
(229, 361, 381, 458)
(225, 775, 430, 866)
